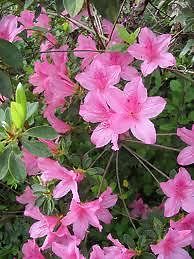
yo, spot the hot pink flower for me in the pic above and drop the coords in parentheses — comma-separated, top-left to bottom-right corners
(160, 167, 194, 217)
(52, 240, 85, 259)
(61, 199, 102, 240)
(171, 212, 194, 248)
(79, 91, 125, 150)
(96, 187, 118, 224)
(37, 158, 83, 201)
(128, 27, 176, 76)
(19, 9, 51, 37)
(22, 239, 44, 259)
(40, 33, 57, 60)
(0, 15, 23, 42)
(94, 52, 138, 81)
(90, 245, 105, 259)
(41, 225, 79, 251)
(76, 59, 121, 95)
(106, 77, 166, 144)
(24, 205, 58, 239)
(129, 197, 150, 219)
(177, 125, 194, 166)
(16, 186, 36, 206)
(150, 228, 192, 259)
(104, 234, 136, 258)
(74, 35, 98, 69)
(22, 148, 39, 176)
(39, 138, 59, 154)
(102, 19, 121, 46)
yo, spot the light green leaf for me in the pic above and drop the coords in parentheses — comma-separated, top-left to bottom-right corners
(10, 102, 25, 129)
(117, 26, 140, 45)
(16, 83, 27, 119)
(0, 39, 23, 71)
(63, 0, 84, 17)
(8, 152, 26, 182)
(24, 0, 34, 9)
(24, 125, 58, 139)
(0, 70, 12, 98)
(22, 139, 52, 157)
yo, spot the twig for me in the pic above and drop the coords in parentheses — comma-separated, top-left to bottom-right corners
(122, 145, 160, 184)
(106, 0, 127, 46)
(157, 133, 177, 136)
(124, 139, 181, 152)
(39, 49, 104, 54)
(89, 146, 109, 168)
(116, 151, 139, 237)
(97, 152, 114, 196)
(86, 0, 105, 49)
(123, 144, 170, 180)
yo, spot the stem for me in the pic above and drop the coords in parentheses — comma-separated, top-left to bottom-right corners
(116, 151, 139, 237)
(106, 0, 127, 46)
(124, 139, 181, 152)
(122, 145, 160, 184)
(157, 133, 177, 136)
(86, 0, 105, 49)
(89, 146, 109, 168)
(123, 144, 170, 180)
(40, 49, 104, 54)
(97, 152, 114, 196)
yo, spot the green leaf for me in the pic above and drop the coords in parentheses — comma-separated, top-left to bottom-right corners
(0, 147, 11, 180)
(22, 139, 52, 157)
(139, 253, 156, 259)
(24, 125, 58, 139)
(93, 0, 119, 21)
(55, 0, 65, 14)
(26, 102, 39, 120)
(63, 0, 84, 16)
(0, 70, 12, 98)
(0, 39, 23, 71)
(8, 152, 26, 182)
(117, 26, 140, 45)
(10, 102, 25, 129)
(86, 167, 104, 175)
(108, 43, 128, 52)
(16, 83, 27, 119)
(24, 0, 34, 9)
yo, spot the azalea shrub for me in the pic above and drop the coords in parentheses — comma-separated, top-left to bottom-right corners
(0, 0, 194, 258)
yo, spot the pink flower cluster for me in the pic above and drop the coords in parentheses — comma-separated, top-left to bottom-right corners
(17, 182, 118, 258)
(0, 7, 50, 42)
(75, 27, 175, 150)
(29, 42, 75, 133)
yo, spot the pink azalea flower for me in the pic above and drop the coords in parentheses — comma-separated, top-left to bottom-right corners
(24, 205, 58, 239)
(43, 106, 71, 134)
(79, 91, 125, 150)
(129, 197, 150, 219)
(94, 52, 138, 81)
(177, 125, 194, 166)
(160, 167, 194, 217)
(22, 239, 44, 259)
(96, 187, 118, 224)
(74, 35, 98, 69)
(90, 245, 105, 259)
(128, 27, 176, 76)
(171, 212, 194, 248)
(16, 186, 36, 206)
(102, 19, 121, 46)
(37, 158, 83, 201)
(104, 234, 136, 258)
(76, 59, 121, 95)
(52, 240, 85, 259)
(150, 228, 192, 259)
(106, 77, 166, 144)
(61, 199, 102, 240)
(0, 15, 23, 42)
(22, 148, 39, 176)
(40, 33, 58, 60)
(41, 225, 79, 251)
(19, 9, 51, 37)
